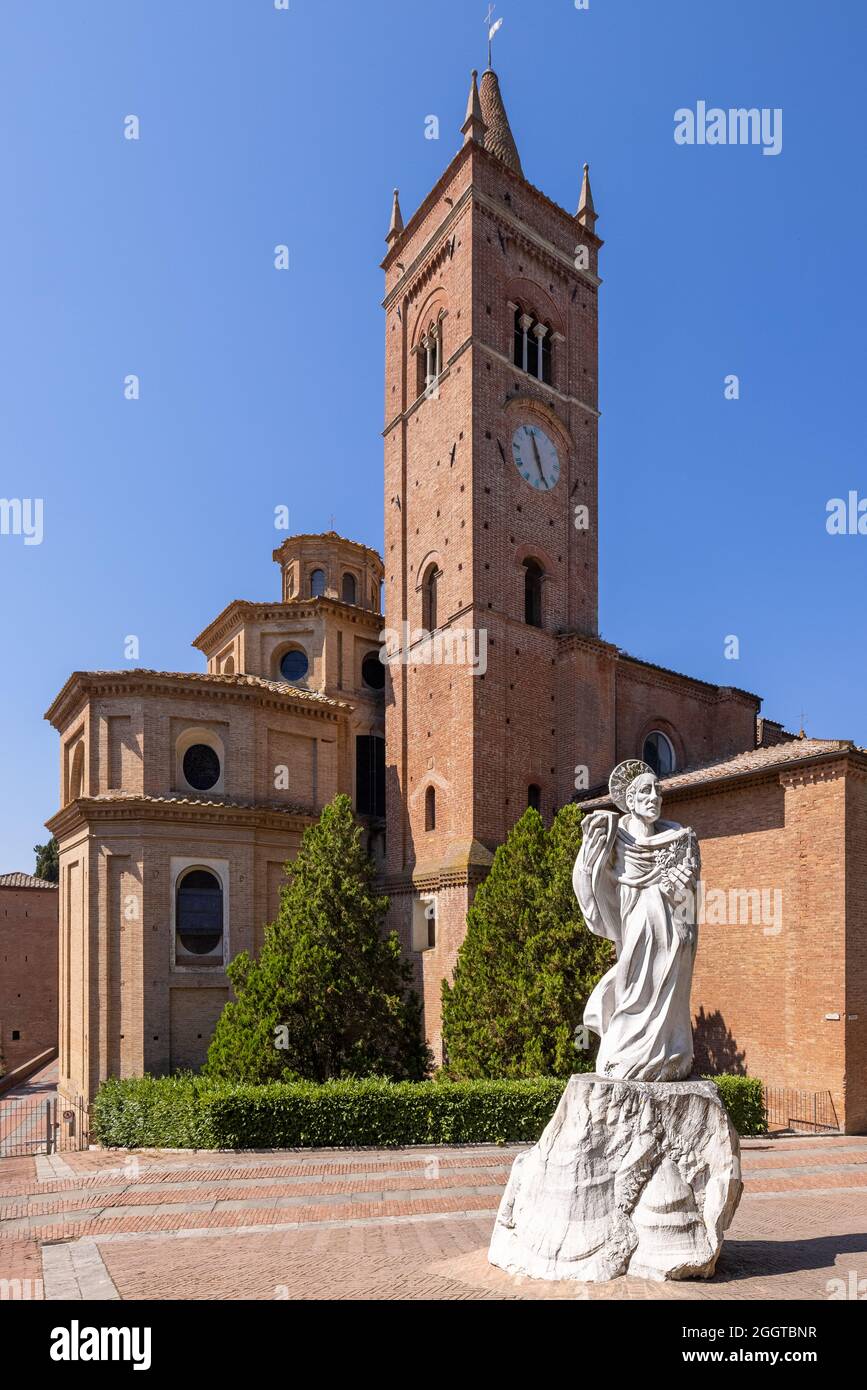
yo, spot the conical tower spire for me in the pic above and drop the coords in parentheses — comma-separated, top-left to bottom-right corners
(477, 68, 523, 176)
(461, 69, 487, 147)
(576, 163, 597, 232)
(385, 187, 404, 246)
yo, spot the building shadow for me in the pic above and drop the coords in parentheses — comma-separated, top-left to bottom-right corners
(693, 1007, 746, 1075)
(714, 1232, 867, 1282)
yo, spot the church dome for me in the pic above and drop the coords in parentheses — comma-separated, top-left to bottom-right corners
(272, 531, 384, 613)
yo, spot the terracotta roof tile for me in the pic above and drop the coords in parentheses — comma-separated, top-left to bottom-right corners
(0, 872, 58, 890)
(82, 792, 314, 817)
(61, 670, 348, 708)
(272, 530, 383, 563)
(578, 738, 855, 808)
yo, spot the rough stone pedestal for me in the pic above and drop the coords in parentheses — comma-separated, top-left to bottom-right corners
(488, 1073, 742, 1282)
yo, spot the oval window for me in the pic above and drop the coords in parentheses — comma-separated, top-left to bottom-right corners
(280, 649, 309, 683)
(362, 651, 385, 690)
(182, 743, 221, 791)
(176, 869, 223, 957)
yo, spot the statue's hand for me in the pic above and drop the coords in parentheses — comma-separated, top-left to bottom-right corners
(659, 862, 696, 910)
(668, 863, 694, 890)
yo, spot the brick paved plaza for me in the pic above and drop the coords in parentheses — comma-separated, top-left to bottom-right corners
(1, 1112, 865, 1301)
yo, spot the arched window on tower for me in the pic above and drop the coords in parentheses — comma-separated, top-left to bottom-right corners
(513, 305, 553, 385)
(309, 568, 326, 598)
(416, 317, 444, 400)
(425, 785, 436, 832)
(523, 559, 544, 628)
(527, 784, 542, 813)
(342, 572, 357, 605)
(422, 563, 439, 631)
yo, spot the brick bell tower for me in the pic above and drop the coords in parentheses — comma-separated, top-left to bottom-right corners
(381, 66, 602, 1062)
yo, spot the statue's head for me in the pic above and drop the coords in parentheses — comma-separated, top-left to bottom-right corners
(625, 772, 661, 824)
(609, 759, 662, 823)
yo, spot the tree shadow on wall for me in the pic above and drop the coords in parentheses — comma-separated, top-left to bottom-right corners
(693, 1007, 746, 1076)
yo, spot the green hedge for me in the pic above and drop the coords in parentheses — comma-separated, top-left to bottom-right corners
(91, 1071, 767, 1149)
(91, 1074, 567, 1149)
(705, 1074, 767, 1137)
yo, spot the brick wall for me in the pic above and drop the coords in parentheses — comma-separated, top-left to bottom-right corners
(55, 817, 308, 1104)
(665, 761, 863, 1131)
(845, 770, 867, 1132)
(47, 663, 368, 1104)
(0, 885, 58, 1073)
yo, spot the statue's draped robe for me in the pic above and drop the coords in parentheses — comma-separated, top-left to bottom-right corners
(574, 812, 699, 1082)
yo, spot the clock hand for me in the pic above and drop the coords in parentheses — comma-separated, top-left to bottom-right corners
(529, 432, 547, 487)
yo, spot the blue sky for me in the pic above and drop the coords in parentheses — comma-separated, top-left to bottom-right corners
(1, 0, 865, 872)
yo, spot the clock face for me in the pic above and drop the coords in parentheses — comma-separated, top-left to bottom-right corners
(511, 424, 560, 492)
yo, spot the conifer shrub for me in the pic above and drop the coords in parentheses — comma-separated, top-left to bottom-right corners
(205, 794, 430, 1084)
(442, 805, 612, 1078)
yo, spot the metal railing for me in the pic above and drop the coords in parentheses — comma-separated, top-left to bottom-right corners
(0, 1095, 89, 1157)
(763, 1086, 839, 1134)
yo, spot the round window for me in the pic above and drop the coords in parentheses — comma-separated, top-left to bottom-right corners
(362, 651, 385, 690)
(182, 743, 221, 791)
(280, 648, 309, 682)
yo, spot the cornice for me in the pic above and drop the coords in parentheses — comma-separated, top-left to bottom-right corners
(383, 159, 601, 316)
(778, 758, 851, 790)
(193, 597, 383, 652)
(382, 334, 599, 440)
(46, 795, 317, 840)
(382, 183, 473, 311)
(382, 337, 471, 436)
(272, 532, 384, 567)
(377, 866, 490, 894)
(557, 631, 619, 659)
(474, 190, 601, 289)
(44, 671, 351, 733)
(381, 140, 601, 278)
(499, 376, 597, 427)
(616, 657, 760, 708)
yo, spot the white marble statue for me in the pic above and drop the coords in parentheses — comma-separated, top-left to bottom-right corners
(573, 760, 700, 1082)
(488, 761, 742, 1283)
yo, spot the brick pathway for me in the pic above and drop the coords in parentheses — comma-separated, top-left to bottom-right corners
(1, 1133, 865, 1300)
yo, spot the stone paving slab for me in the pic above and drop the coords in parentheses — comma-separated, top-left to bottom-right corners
(42, 1239, 120, 1301)
(1, 1135, 865, 1301)
(91, 1193, 867, 1302)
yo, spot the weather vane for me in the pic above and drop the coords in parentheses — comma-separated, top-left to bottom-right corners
(484, 4, 504, 70)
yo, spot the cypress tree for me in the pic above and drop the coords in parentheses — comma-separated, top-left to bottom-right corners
(206, 794, 430, 1083)
(441, 804, 611, 1078)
